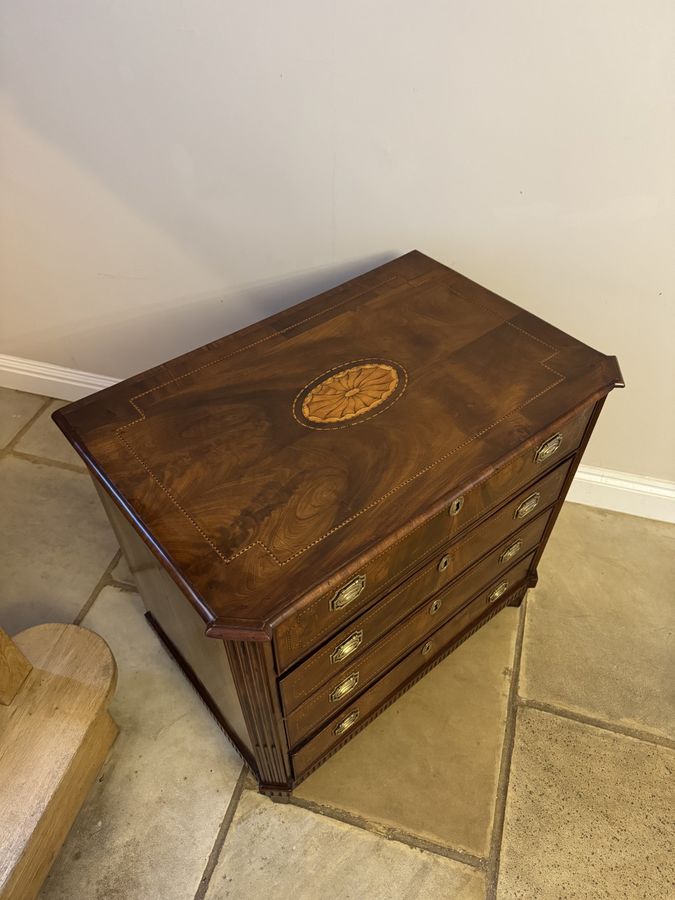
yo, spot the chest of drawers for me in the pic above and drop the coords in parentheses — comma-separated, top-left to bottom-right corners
(54, 251, 622, 797)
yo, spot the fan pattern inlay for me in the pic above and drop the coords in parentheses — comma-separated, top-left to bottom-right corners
(301, 363, 400, 424)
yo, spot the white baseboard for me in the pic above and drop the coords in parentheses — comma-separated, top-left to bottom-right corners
(0, 353, 119, 401)
(1, 353, 674, 523)
(567, 465, 675, 524)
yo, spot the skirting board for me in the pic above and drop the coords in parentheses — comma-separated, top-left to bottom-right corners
(1, 353, 674, 524)
(0, 353, 118, 402)
(566, 466, 675, 525)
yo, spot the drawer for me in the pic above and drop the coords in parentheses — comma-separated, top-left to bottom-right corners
(278, 456, 572, 714)
(281, 504, 548, 721)
(419, 456, 570, 599)
(275, 403, 590, 671)
(292, 554, 533, 777)
(286, 542, 538, 747)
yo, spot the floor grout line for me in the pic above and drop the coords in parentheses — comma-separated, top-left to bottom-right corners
(288, 794, 487, 870)
(1, 393, 89, 473)
(484, 594, 528, 900)
(73, 550, 122, 625)
(1, 396, 53, 453)
(193, 765, 248, 900)
(518, 697, 675, 751)
(7, 447, 87, 474)
(4, 386, 670, 894)
(108, 577, 138, 593)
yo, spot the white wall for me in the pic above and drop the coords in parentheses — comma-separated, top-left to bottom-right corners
(1, 1, 673, 480)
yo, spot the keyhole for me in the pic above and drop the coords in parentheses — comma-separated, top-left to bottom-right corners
(448, 496, 464, 516)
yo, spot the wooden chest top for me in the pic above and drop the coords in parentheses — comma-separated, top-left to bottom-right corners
(55, 252, 621, 638)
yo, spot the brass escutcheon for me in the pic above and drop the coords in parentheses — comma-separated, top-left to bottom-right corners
(329, 672, 360, 703)
(437, 554, 450, 573)
(334, 709, 359, 735)
(429, 597, 443, 615)
(515, 491, 540, 519)
(487, 581, 509, 604)
(421, 640, 433, 656)
(535, 432, 563, 463)
(499, 540, 522, 565)
(448, 496, 464, 516)
(330, 574, 366, 612)
(330, 630, 363, 664)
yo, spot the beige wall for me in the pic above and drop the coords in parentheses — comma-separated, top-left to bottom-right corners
(1, 2, 673, 480)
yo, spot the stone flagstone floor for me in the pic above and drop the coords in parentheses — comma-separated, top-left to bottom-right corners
(1, 386, 673, 899)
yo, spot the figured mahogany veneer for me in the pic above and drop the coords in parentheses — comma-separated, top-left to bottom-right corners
(278, 451, 574, 678)
(285, 548, 540, 747)
(291, 570, 534, 779)
(281, 508, 554, 720)
(54, 251, 622, 795)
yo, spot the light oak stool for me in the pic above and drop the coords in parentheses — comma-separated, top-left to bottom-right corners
(0, 624, 118, 900)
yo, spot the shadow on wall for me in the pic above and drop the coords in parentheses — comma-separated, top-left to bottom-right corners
(55, 255, 398, 377)
(2, 5, 402, 372)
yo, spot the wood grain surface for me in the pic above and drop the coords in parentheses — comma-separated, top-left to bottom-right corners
(274, 420, 580, 671)
(0, 628, 31, 706)
(53, 252, 622, 639)
(285, 550, 538, 748)
(0, 624, 118, 900)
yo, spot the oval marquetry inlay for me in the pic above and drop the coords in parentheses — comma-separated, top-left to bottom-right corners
(294, 359, 407, 429)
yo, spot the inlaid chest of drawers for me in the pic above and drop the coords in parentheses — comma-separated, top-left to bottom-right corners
(54, 251, 623, 797)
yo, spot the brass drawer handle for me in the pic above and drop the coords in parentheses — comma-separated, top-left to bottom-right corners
(329, 672, 360, 703)
(421, 639, 433, 656)
(330, 630, 363, 664)
(330, 574, 366, 612)
(499, 540, 522, 565)
(448, 495, 464, 516)
(429, 597, 443, 616)
(334, 709, 359, 736)
(487, 580, 509, 604)
(515, 491, 541, 519)
(535, 432, 563, 463)
(437, 554, 450, 573)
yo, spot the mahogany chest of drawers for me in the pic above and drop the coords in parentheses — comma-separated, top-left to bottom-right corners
(54, 251, 622, 797)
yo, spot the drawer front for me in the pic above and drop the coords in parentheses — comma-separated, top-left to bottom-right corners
(275, 404, 590, 672)
(280, 500, 548, 719)
(419, 456, 569, 599)
(292, 558, 532, 777)
(286, 544, 538, 747)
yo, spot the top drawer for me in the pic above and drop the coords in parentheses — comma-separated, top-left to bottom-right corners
(274, 403, 592, 672)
